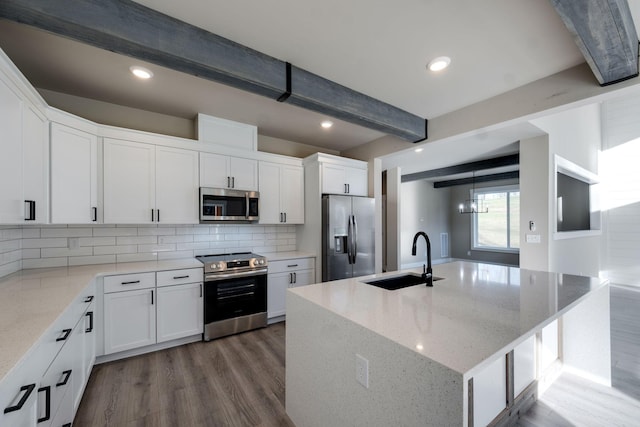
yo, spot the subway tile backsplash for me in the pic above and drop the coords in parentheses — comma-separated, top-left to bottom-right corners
(0, 224, 297, 278)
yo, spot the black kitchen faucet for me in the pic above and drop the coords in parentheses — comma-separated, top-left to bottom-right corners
(411, 231, 433, 287)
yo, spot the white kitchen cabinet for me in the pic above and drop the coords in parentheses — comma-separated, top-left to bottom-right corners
(259, 161, 304, 224)
(200, 152, 258, 191)
(50, 123, 98, 224)
(0, 354, 40, 427)
(321, 163, 368, 196)
(267, 257, 315, 319)
(104, 287, 156, 354)
(103, 138, 199, 224)
(0, 79, 48, 224)
(472, 354, 507, 427)
(103, 269, 203, 355)
(72, 301, 95, 413)
(157, 282, 203, 343)
(513, 334, 536, 397)
(196, 113, 258, 151)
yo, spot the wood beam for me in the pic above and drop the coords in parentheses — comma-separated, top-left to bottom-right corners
(401, 154, 519, 183)
(0, 0, 427, 142)
(550, 0, 639, 85)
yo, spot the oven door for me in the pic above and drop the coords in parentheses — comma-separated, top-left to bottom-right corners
(204, 270, 267, 324)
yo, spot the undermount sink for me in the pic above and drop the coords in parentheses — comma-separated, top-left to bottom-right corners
(363, 273, 444, 290)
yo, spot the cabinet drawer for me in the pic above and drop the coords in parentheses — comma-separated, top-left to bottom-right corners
(104, 272, 155, 293)
(157, 268, 203, 287)
(268, 258, 315, 274)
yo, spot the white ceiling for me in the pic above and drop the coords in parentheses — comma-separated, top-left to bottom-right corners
(0, 1, 636, 164)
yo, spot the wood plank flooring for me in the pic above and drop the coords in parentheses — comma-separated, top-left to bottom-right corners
(76, 285, 640, 427)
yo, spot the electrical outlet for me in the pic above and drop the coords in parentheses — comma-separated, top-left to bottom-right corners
(526, 234, 541, 244)
(355, 354, 369, 388)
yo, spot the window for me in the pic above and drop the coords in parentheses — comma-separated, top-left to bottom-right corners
(473, 186, 519, 251)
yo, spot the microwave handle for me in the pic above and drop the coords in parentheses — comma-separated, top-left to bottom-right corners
(245, 193, 250, 219)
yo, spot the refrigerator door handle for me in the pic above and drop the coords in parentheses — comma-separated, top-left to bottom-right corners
(347, 215, 353, 264)
(352, 215, 358, 264)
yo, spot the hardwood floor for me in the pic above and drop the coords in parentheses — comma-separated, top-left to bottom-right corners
(75, 323, 294, 426)
(76, 285, 640, 426)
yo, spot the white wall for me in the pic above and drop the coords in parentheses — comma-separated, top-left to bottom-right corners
(400, 180, 450, 268)
(599, 94, 640, 286)
(529, 103, 602, 277)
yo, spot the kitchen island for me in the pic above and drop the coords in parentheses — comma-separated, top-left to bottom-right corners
(285, 261, 610, 426)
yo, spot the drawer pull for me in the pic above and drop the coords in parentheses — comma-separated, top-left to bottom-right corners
(3, 383, 35, 414)
(84, 295, 94, 303)
(56, 328, 72, 342)
(86, 311, 94, 333)
(121, 280, 141, 285)
(287, 264, 298, 268)
(56, 370, 72, 387)
(172, 275, 189, 280)
(37, 386, 51, 422)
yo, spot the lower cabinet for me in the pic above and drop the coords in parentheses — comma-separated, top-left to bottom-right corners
(267, 257, 315, 319)
(1, 284, 96, 427)
(103, 268, 203, 356)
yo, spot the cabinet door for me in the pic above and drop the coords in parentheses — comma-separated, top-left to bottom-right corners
(267, 272, 289, 318)
(258, 161, 282, 224)
(281, 165, 304, 224)
(472, 354, 506, 427)
(22, 105, 48, 223)
(51, 124, 98, 224)
(321, 163, 347, 195)
(291, 269, 315, 288)
(0, 78, 24, 223)
(199, 152, 230, 188)
(229, 157, 258, 191)
(103, 138, 155, 224)
(104, 289, 156, 354)
(156, 146, 199, 224)
(346, 167, 368, 196)
(156, 282, 203, 343)
(72, 306, 95, 413)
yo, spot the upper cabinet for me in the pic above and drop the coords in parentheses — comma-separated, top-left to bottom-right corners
(103, 138, 199, 224)
(0, 78, 48, 224)
(51, 123, 98, 224)
(259, 161, 304, 224)
(200, 152, 258, 191)
(196, 113, 257, 152)
(321, 163, 368, 196)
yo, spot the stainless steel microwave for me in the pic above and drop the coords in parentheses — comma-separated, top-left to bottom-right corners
(200, 187, 259, 223)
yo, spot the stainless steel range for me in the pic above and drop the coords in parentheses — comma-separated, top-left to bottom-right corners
(196, 252, 268, 341)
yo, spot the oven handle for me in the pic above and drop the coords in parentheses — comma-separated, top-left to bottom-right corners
(204, 268, 268, 281)
(218, 291, 256, 300)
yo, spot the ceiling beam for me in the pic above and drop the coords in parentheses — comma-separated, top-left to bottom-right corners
(550, 0, 639, 85)
(0, 0, 427, 142)
(401, 154, 519, 183)
(433, 171, 519, 188)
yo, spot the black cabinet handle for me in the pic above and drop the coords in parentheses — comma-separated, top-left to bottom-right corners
(63, 424, 72, 427)
(200, 284, 202, 298)
(284, 212, 287, 223)
(232, 177, 235, 188)
(293, 272, 297, 283)
(121, 280, 140, 285)
(84, 295, 94, 303)
(288, 273, 293, 284)
(37, 385, 50, 423)
(227, 176, 231, 188)
(157, 209, 160, 222)
(3, 383, 35, 414)
(173, 275, 189, 280)
(279, 213, 283, 223)
(56, 370, 72, 387)
(287, 264, 299, 268)
(86, 311, 94, 333)
(56, 328, 72, 342)
(92, 206, 97, 222)
(151, 209, 155, 222)
(151, 290, 154, 305)
(24, 200, 36, 221)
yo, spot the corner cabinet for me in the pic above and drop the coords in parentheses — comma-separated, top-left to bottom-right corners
(50, 123, 98, 224)
(259, 161, 304, 224)
(267, 257, 315, 319)
(103, 138, 199, 224)
(200, 152, 258, 191)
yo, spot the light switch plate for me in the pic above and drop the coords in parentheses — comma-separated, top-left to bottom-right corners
(526, 234, 541, 244)
(355, 354, 369, 388)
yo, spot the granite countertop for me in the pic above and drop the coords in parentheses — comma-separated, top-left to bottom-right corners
(0, 258, 203, 383)
(289, 261, 608, 375)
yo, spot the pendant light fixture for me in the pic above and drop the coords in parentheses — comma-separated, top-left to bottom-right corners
(459, 171, 488, 214)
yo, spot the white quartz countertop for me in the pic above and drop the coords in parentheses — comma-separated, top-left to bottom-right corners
(262, 251, 315, 261)
(0, 258, 203, 383)
(289, 261, 607, 375)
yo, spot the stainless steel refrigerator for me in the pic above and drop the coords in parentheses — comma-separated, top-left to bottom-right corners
(322, 195, 375, 281)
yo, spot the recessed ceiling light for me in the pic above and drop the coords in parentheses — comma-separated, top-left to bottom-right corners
(130, 66, 154, 79)
(321, 120, 333, 129)
(427, 56, 451, 72)
(415, 147, 424, 153)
